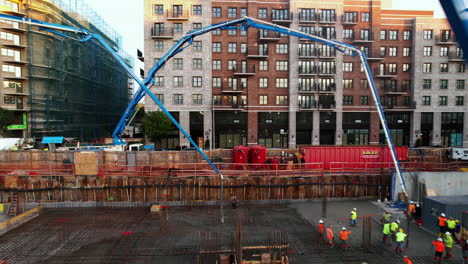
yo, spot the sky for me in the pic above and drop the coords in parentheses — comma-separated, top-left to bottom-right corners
(84, 0, 446, 70)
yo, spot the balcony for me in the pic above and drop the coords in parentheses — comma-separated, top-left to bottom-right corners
(298, 48, 317, 58)
(298, 65, 317, 75)
(298, 100, 317, 110)
(448, 51, 465, 62)
(374, 69, 397, 78)
(298, 83, 317, 93)
(318, 101, 336, 109)
(363, 51, 385, 61)
(435, 35, 456, 45)
(341, 15, 358, 25)
(317, 66, 336, 76)
(246, 47, 269, 59)
(382, 86, 408, 95)
(317, 48, 336, 58)
(298, 14, 316, 23)
(317, 14, 337, 23)
(258, 31, 281, 42)
(233, 65, 256, 76)
(3, 88, 28, 96)
(1, 41, 27, 49)
(221, 83, 245, 93)
(0, 22, 26, 33)
(151, 27, 174, 39)
(317, 84, 336, 93)
(351, 33, 374, 43)
(271, 12, 293, 24)
(2, 57, 28, 65)
(166, 9, 189, 20)
(317, 31, 336, 39)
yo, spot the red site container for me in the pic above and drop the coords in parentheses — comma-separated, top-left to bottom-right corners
(250, 145, 267, 164)
(303, 146, 408, 170)
(233, 145, 249, 164)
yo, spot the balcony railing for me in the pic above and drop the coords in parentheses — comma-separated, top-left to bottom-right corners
(363, 50, 385, 60)
(222, 84, 244, 93)
(246, 47, 269, 58)
(298, 83, 317, 92)
(298, 13, 316, 23)
(317, 31, 336, 39)
(151, 27, 174, 38)
(341, 14, 358, 24)
(299, 100, 317, 109)
(317, 14, 337, 23)
(374, 69, 397, 78)
(233, 64, 256, 76)
(318, 101, 336, 109)
(317, 66, 336, 75)
(166, 9, 189, 20)
(382, 86, 408, 94)
(271, 11, 293, 23)
(435, 35, 456, 44)
(258, 31, 281, 41)
(298, 48, 317, 58)
(448, 51, 465, 61)
(298, 65, 317, 75)
(351, 33, 374, 43)
(317, 48, 336, 58)
(317, 84, 336, 92)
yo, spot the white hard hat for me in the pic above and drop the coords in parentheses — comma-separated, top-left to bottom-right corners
(319, 220, 323, 223)
(445, 232, 451, 235)
(396, 220, 400, 223)
(353, 208, 357, 211)
(416, 204, 420, 207)
(410, 201, 413, 203)
(437, 238, 443, 241)
(441, 213, 446, 217)
(342, 227, 346, 230)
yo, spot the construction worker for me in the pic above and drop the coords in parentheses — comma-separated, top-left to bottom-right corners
(339, 227, 352, 250)
(395, 228, 407, 254)
(318, 220, 325, 241)
(443, 231, 453, 259)
(12, 143, 19, 151)
(350, 208, 357, 226)
(403, 255, 413, 264)
(382, 211, 392, 224)
(408, 201, 416, 222)
(438, 213, 447, 235)
(415, 203, 422, 226)
(326, 225, 334, 248)
(432, 238, 445, 264)
(446, 217, 456, 236)
(391, 220, 400, 241)
(462, 239, 468, 263)
(382, 222, 391, 244)
(230, 194, 237, 209)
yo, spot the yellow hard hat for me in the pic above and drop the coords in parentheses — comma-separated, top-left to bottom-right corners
(399, 228, 403, 232)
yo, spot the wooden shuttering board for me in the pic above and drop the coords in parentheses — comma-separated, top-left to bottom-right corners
(74, 152, 98, 176)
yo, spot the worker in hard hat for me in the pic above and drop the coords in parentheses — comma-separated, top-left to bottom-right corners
(408, 201, 416, 222)
(326, 225, 334, 248)
(395, 228, 407, 254)
(381, 211, 392, 224)
(350, 208, 357, 226)
(382, 221, 391, 245)
(446, 217, 456, 237)
(443, 231, 453, 259)
(438, 213, 447, 235)
(403, 255, 413, 264)
(390, 220, 400, 242)
(318, 220, 325, 241)
(432, 238, 445, 264)
(339, 227, 352, 250)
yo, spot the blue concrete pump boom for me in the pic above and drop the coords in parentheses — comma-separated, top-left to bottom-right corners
(0, 13, 408, 195)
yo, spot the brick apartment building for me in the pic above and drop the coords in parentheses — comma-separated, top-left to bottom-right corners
(143, 0, 468, 149)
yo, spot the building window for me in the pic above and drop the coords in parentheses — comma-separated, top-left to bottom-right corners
(174, 76, 183, 87)
(439, 96, 447, 106)
(343, 62, 353, 72)
(173, 58, 183, 69)
(154, 40, 164, 51)
(192, 94, 202, 104)
(154, 5, 164, 15)
(380, 30, 386, 40)
(213, 95, 221, 105)
(403, 30, 412, 40)
(240, 8, 247, 17)
(212, 60, 221, 70)
(276, 44, 288, 54)
(361, 12, 370, 22)
(423, 29, 433, 40)
(440, 63, 449, 72)
(228, 7, 237, 18)
(276, 78, 288, 88)
(227, 60, 236, 71)
(259, 78, 268, 88)
(457, 80, 465, 89)
(193, 23, 202, 31)
(276, 61, 288, 71)
(193, 5, 202, 15)
(457, 63, 466, 73)
(240, 43, 247, 53)
(423, 46, 432, 56)
(3, 96, 15, 104)
(193, 41, 202, 52)
(299, 25, 315, 35)
(423, 79, 432, 89)
(276, 96, 288, 105)
(259, 61, 268, 71)
(228, 43, 237, 53)
(228, 29, 237, 36)
(343, 96, 353, 105)
(440, 47, 449, 56)
(299, 8, 316, 21)
(259, 95, 268, 105)
(173, 23, 183, 33)
(389, 47, 397, 56)
(212, 42, 221, 53)
(388, 63, 397, 73)
(422, 96, 431, 105)
(456, 96, 464, 106)
(174, 94, 183, 104)
(389, 30, 398, 40)
(380, 47, 386, 57)
(154, 94, 164, 104)
(343, 29, 353, 39)
(360, 80, 368, 89)
(402, 63, 411, 72)
(401, 80, 411, 90)
(212, 77, 221, 88)
(360, 96, 369, 105)
(441, 29, 452, 41)
(343, 79, 353, 89)
(403, 47, 410, 57)
(423, 63, 432, 73)
(228, 78, 238, 89)
(212, 29, 221, 36)
(213, 7, 221, 17)
(440, 79, 448, 89)
(258, 8, 267, 18)
(154, 77, 164, 87)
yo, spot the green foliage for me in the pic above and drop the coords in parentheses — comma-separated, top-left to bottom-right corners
(141, 111, 173, 143)
(0, 108, 14, 135)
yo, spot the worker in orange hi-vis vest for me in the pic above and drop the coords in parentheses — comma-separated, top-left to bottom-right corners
(403, 255, 413, 264)
(408, 201, 416, 222)
(326, 225, 334, 248)
(339, 227, 352, 250)
(432, 238, 445, 264)
(318, 220, 325, 241)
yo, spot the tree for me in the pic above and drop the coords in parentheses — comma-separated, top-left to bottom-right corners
(141, 111, 173, 144)
(0, 107, 14, 136)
